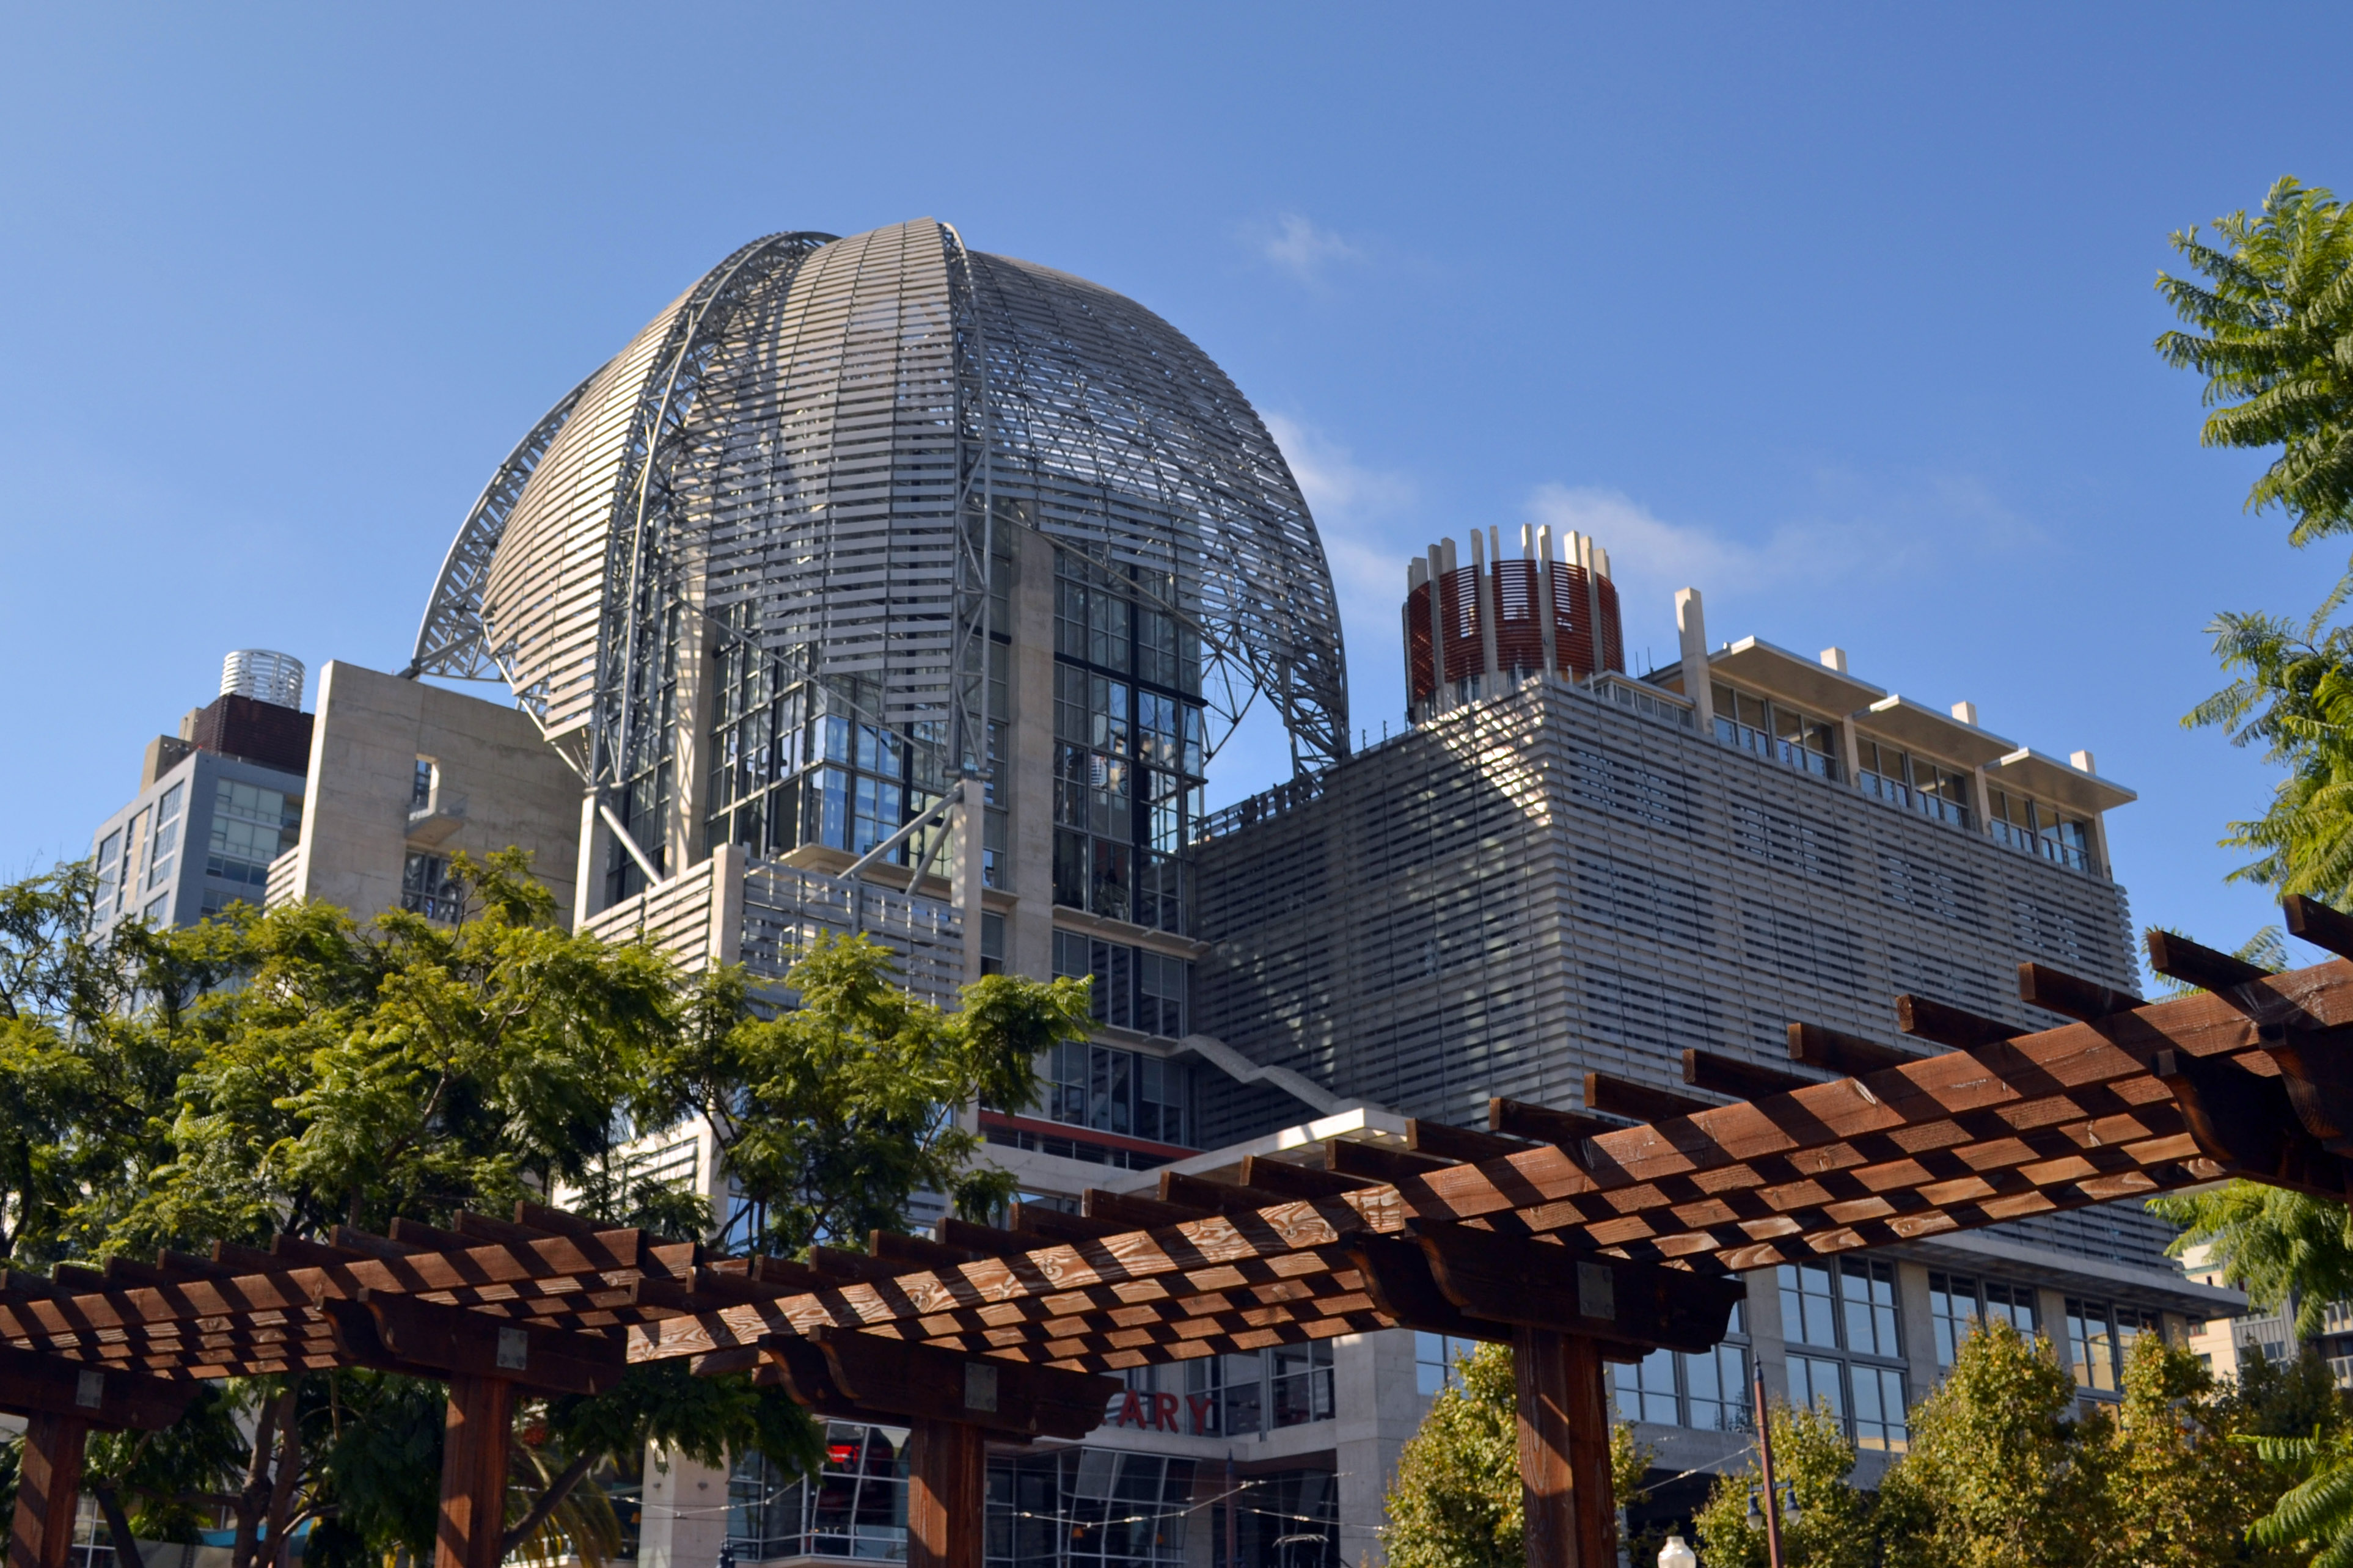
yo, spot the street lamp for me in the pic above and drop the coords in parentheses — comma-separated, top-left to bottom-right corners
(1657, 1534, 1697, 1568)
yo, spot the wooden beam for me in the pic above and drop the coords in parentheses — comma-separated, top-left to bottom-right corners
(2153, 1047, 2348, 1198)
(1345, 1236, 1510, 1344)
(1083, 1189, 1213, 1231)
(8, 1413, 85, 1568)
(1239, 1154, 1378, 1200)
(802, 1326, 1119, 1439)
(906, 1420, 985, 1568)
(1408, 1121, 1543, 1165)
(1491, 1098, 1620, 1145)
(326, 1291, 624, 1396)
(434, 1374, 511, 1568)
(2017, 963, 2143, 1023)
(1583, 1073, 1719, 1123)
(1327, 1139, 1459, 1184)
(0, 1341, 202, 1431)
(1894, 995, 2022, 1049)
(2266, 1026, 2353, 1153)
(1785, 1023, 1919, 1075)
(1006, 1203, 1130, 1245)
(870, 1232, 991, 1271)
(1160, 1170, 1284, 1216)
(2285, 895, 2353, 961)
(1681, 1050, 1816, 1101)
(1413, 1225, 1743, 1355)
(1514, 1328, 1614, 1568)
(2146, 930, 2274, 994)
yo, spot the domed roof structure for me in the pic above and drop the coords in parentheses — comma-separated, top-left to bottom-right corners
(410, 219, 1350, 798)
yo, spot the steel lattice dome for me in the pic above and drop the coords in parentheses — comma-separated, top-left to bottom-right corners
(411, 217, 1349, 786)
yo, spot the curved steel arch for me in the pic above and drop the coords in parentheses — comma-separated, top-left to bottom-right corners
(452, 218, 1350, 805)
(404, 369, 601, 680)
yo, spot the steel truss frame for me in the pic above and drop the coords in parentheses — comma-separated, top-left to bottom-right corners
(424, 219, 1352, 844)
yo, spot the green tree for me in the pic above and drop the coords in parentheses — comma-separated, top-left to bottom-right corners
(2161, 178, 2353, 903)
(0, 851, 1107, 1568)
(2156, 177, 2353, 548)
(2102, 1329, 2294, 1568)
(1383, 1343, 1523, 1568)
(1873, 1319, 2102, 1568)
(641, 930, 1091, 1254)
(1381, 1340, 1663, 1568)
(1692, 1398, 1877, 1568)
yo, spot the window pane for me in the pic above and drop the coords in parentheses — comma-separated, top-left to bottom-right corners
(1853, 1365, 1909, 1452)
(1789, 1355, 1844, 1423)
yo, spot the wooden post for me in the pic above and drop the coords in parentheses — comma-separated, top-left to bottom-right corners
(906, 1419, 984, 1568)
(9, 1414, 87, 1568)
(1513, 1327, 1614, 1568)
(434, 1374, 513, 1568)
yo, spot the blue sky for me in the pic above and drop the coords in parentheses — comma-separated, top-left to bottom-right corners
(4, 5, 2349, 963)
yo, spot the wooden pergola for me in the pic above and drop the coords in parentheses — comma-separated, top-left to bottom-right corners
(9, 895, 2353, 1568)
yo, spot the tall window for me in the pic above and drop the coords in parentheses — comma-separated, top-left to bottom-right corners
(1054, 931, 1189, 1040)
(1186, 1341, 1333, 1434)
(1054, 550, 1206, 935)
(401, 852, 459, 922)
(1779, 1261, 1909, 1451)
(1928, 1272, 2039, 1366)
(147, 784, 184, 891)
(1611, 1297, 1751, 1431)
(1712, 683, 1840, 781)
(1415, 1331, 1484, 1396)
(1032, 1037, 1189, 1147)
(93, 830, 123, 916)
(119, 807, 149, 916)
(410, 759, 436, 810)
(2064, 1297, 2161, 1395)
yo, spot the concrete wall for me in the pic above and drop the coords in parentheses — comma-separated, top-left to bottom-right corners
(288, 662, 582, 923)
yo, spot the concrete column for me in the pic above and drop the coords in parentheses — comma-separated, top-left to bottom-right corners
(1894, 1261, 1941, 1409)
(1971, 767, 1996, 836)
(1741, 1268, 1789, 1403)
(2037, 1288, 2074, 1370)
(634, 1447, 729, 1568)
(1532, 526, 1559, 680)
(1425, 544, 1449, 710)
(1007, 527, 1058, 982)
(708, 842, 745, 968)
(1674, 589, 1713, 733)
(953, 783, 983, 988)
(1475, 528, 1502, 683)
(668, 611, 720, 880)
(1334, 1330, 1419, 1568)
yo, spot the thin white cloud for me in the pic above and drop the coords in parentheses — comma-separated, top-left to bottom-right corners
(1253, 214, 1363, 285)
(1267, 414, 1418, 614)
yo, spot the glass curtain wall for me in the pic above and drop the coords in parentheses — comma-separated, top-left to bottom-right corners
(1052, 548, 1206, 935)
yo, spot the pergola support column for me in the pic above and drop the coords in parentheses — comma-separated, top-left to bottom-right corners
(906, 1419, 986, 1568)
(1513, 1327, 1614, 1568)
(9, 1415, 87, 1568)
(434, 1374, 513, 1568)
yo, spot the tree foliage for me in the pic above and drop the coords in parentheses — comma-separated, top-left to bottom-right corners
(1380, 1340, 1661, 1568)
(2157, 177, 2353, 546)
(643, 931, 1090, 1255)
(0, 848, 1071, 1568)
(1693, 1398, 1876, 1568)
(2154, 1180, 2353, 1338)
